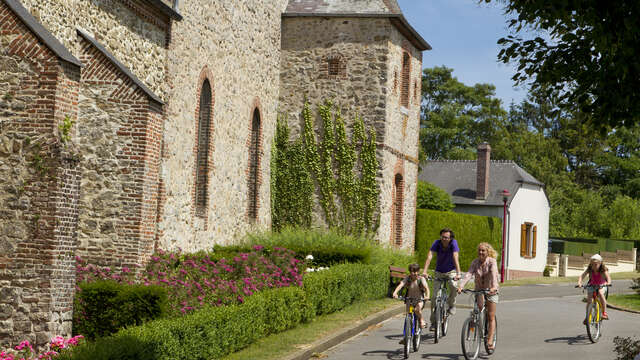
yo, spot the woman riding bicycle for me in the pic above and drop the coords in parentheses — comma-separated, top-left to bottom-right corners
(577, 254, 612, 323)
(457, 242, 499, 351)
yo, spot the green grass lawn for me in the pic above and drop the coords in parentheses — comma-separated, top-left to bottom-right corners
(221, 298, 400, 360)
(608, 293, 640, 312)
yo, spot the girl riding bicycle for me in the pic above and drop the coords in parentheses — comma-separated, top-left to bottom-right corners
(577, 254, 612, 323)
(457, 242, 499, 351)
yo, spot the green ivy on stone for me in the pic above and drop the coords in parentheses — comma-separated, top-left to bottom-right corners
(271, 100, 379, 235)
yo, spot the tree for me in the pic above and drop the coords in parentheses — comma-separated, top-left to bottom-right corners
(416, 181, 454, 211)
(487, 0, 640, 129)
(420, 66, 506, 159)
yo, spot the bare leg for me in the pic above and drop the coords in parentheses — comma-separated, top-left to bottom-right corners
(597, 289, 607, 318)
(486, 301, 497, 348)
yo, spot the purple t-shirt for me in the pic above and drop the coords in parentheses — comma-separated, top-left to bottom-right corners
(430, 239, 460, 273)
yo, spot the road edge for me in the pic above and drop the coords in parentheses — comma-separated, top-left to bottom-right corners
(608, 303, 640, 314)
(282, 303, 405, 360)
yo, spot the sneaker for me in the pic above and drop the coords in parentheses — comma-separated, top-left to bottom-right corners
(429, 324, 436, 331)
(399, 338, 406, 345)
(448, 306, 456, 315)
(602, 312, 609, 320)
(583, 319, 587, 325)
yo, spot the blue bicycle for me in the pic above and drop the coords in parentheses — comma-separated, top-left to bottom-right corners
(398, 296, 426, 359)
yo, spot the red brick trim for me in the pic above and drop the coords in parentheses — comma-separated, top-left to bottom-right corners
(507, 269, 542, 280)
(192, 67, 215, 227)
(319, 53, 347, 80)
(376, 143, 418, 164)
(390, 159, 405, 247)
(246, 97, 264, 222)
(400, 51, 411, 108)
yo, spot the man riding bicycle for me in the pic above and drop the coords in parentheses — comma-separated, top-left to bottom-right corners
(422, 228, 461, 330)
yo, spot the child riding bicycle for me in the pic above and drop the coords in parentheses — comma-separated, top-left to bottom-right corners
(393, 263, 430, 338)
(577, 254, 612, 323)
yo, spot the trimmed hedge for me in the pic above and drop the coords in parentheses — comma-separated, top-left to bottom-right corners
(415, 209, 501, 272)
(62, 263, 387, 360)
(74, 281, 168, 340)
(303, 263, 388, 315)
(549, 236, 637, 256)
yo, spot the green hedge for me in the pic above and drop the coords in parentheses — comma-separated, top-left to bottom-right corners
(303, 263, 387, 315)
(549, 236, 637, 256)
(415, 209, 502, 272)
(62, 263, 387, 360)
(74, 281, 168, 340)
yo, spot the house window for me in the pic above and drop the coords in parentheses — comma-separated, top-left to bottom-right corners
(400, 52, 410, 108)
(247, 109, 261, 222)
(195, 79, 212, 216)
(393, 173, 404, 246)
(520, 222, 537, 258)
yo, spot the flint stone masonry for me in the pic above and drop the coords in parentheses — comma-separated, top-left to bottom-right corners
(279, 16, 421, 247)
(157, 0, 289, 251)
(0, 0, 81, 349)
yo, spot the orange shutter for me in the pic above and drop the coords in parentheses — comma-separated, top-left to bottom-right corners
(520, 224, 527, 257)
(532, 225, 537, 258)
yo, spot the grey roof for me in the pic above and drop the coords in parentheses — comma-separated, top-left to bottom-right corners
(284, 0, 431, 51)
(3, 0, 82, 67)
(77, 28, 164, 106)
(418, 160, 545, 206)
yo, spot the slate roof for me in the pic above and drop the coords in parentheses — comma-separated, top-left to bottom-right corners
(418, 160, 545, 206)
(77, 28, 164, 105)
(284, 0, 431, 51)
(3, 0, 82, 67)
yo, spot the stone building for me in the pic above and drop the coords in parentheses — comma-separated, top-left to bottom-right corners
(0, 0, 429, 348)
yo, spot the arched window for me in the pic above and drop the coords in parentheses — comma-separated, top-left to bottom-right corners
(400, 52, 411, 108)
(393, 173, 404, 246)
(248, 109, 261, 221)
(195, 79, 212, 216)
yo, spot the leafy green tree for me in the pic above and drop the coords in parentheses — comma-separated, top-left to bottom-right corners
(420, 66, 506, 160)
(416, 181, 454, 211)
(486, 0, 640, 129)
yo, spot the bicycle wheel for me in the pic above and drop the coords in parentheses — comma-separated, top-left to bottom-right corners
(412, 316, 422, 352)
(442, 302, 449, 336)
(586, 303, 601, 343)
(434, 305, 441, 343)
(484, 314, 497, 354)
(461, 317, 480, 360)
(403, 315, 411, 358)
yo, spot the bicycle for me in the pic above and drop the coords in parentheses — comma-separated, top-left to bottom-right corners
(428, 275, 452, 343)
(398, 296, 426, 359)
(460, 289, 497, 360)
(575, 284, 611, 343)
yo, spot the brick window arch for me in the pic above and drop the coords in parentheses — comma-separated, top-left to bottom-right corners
(195, 79, 212, 217)
(247, 108, 262, 221)
(400, 52, 411, 108)
(393, 173, 404, 246)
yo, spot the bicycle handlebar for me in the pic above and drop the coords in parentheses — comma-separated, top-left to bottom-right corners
(397, 296, 427, 302)
(575, 284, 612, 289)
(461, 288, 498, 295)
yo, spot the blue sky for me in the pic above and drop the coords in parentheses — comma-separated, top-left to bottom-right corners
(397, 0, 528, 107)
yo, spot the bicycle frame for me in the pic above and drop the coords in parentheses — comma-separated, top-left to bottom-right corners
(399, 296, 425, 358)
(460, 289, 496, 360)
(577, 284, 610, 343)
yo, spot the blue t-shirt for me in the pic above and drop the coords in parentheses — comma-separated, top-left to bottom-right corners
(430, 239, 460, 273)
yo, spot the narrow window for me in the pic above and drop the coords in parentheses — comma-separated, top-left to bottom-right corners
(520, 223, 537, 258)
(248, 109, 261, 221)
(195, 80, 212, 216)
(393, 174, 404, 246)
(400, 53, 410, 108)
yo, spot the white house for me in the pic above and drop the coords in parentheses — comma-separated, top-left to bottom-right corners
(418, 143, 550, 280)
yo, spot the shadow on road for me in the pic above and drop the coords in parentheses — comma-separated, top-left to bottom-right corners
(361, 349, 405, 359)
(545, 334, 592, 345)
(419, 353, 463, 359)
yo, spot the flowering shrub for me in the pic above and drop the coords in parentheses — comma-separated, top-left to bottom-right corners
(1, 336, 83, 360)
(75, 245, 307, 316)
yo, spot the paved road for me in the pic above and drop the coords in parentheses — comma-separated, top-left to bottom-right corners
(322, 280, 639, 360)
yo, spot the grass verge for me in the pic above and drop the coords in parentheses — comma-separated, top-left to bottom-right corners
(608, 294, 640, 312)
(221, 297, 399, 360)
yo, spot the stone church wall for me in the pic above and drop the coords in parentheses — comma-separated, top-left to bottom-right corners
(157, 0, 289, 251)
(0, 1, 81, 348)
